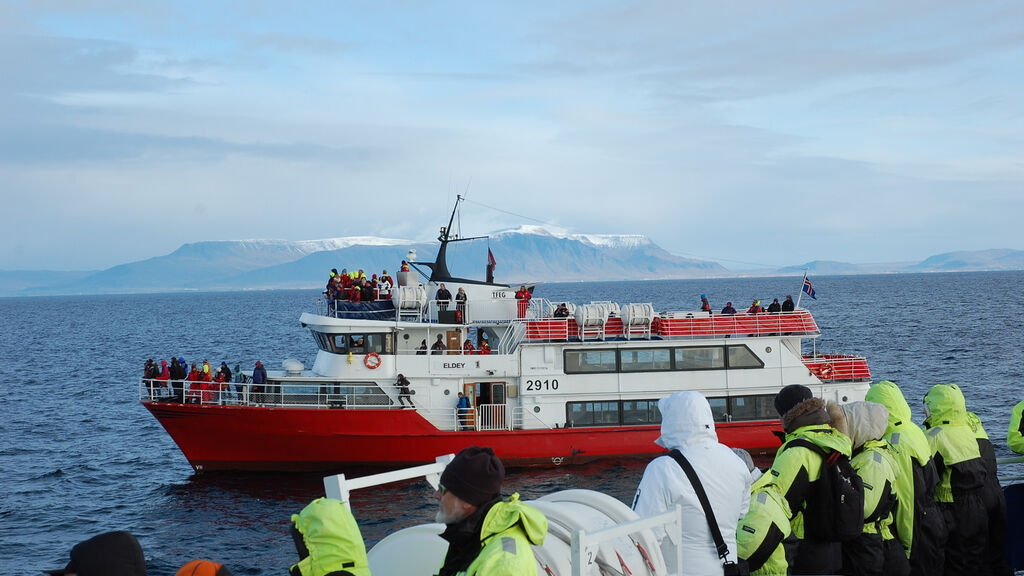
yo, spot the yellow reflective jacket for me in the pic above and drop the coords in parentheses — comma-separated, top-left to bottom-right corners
(453, 493, 547, 576)
(290, 498, 371, 576)
(1010, 400, 1024, 454)
(737, 475, 793, 576)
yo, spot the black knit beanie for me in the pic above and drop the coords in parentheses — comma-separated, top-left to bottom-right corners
(440, 446, 504, 506)
(775, 384, 813, 417)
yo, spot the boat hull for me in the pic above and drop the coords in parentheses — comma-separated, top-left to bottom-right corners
(143, 401, 783, 472)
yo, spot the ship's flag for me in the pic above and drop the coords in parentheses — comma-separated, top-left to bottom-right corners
(487, 248, 496, 269)
(802, 277, 817, 300)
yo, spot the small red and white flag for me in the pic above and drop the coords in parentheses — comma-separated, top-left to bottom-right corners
(487, 248, 496, 269)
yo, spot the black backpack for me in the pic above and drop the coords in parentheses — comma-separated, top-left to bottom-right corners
(782, 438, 864, 542)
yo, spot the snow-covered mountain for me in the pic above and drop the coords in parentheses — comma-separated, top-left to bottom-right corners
(5, 229, 724, 296)
(3, 236, 1021, 297)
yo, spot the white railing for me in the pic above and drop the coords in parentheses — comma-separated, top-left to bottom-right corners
(139, 379, 399, 409)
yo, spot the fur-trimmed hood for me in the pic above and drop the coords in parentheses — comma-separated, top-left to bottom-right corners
(781, 397, 833, 433)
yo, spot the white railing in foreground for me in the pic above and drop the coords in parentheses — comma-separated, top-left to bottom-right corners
(322, 456, 685, 576)
(571, 506, 683, 576)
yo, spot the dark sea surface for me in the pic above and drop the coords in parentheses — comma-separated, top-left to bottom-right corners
(1, 271, 1022, 574)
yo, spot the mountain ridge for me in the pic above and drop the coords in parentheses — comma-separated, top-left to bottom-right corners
(2, 230, 1021, 297)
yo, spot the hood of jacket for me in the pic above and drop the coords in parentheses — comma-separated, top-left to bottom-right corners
(923, 383, 968, 427)
(290, 497, 369, 576)
(864, 380, 913, 428)
(838, 401, 889, 450)
(655, 391, 718, 450)
(480, 493, 547, 546)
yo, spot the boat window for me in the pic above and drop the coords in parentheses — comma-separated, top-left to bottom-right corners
(620, 348, 672, 372)
(567, 401, 621, 427)
(673, 346, 726, 370)
(621, 399, 662, 425)
(564, 349, 617, 374)
(708, 397, 729, 422)
(729, 395, 777, 421)
(327, 334, 387, 355)
(726, 345, 763, 369)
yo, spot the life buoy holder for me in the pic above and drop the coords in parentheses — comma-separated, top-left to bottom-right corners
(820, 363, 833, 380)
(364, 353, 382, 369)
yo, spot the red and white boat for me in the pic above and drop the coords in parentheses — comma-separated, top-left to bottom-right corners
(141, 197, 872, 472)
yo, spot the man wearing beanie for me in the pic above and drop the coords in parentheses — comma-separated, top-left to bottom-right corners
(767, 384, 853, 575)
(434, 446, 547, 576)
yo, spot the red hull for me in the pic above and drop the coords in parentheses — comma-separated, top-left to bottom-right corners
(144, 402, 784, 472)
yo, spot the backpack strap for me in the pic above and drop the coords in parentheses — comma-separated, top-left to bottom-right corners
(667, 449, 731, 561)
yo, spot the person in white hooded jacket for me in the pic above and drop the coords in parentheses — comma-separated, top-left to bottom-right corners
(632, 391, 752, 575)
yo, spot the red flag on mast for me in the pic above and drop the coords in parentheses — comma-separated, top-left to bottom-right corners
(487, 248, 496, 269)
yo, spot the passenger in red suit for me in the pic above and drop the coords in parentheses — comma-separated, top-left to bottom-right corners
(515, 285, 531, 318)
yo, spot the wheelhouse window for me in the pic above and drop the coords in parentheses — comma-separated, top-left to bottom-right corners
(312, 332, 392, 354)
(674, 346, 725, 370)
(620, 348, 672, 372)
(564, 349, 617, 374)
(727, 345, 763, 369)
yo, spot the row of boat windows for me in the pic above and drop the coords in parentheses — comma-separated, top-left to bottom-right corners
(566, 394, 777, 427)
(564, 345, 764, 374)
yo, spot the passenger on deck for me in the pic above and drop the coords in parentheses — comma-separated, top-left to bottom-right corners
(400, 260, 410, 272)
(45, 530, 147, 576)
(553, 303, 570, 318)
(478, 337, 491, 355)
(350, 283, 362, 302)
(922, 384, 1001, 576)
(769, 384, 852, 575)
(416, 339, 428, 355)
(251, 360, 267, 404)
(463, 339, 475, 354)
(700, 294, 712, 314)
(431, 334, 446, 354)
(290, 497, 371, 576)
(837, 401, 908, 576)
(433, 446, 547, 576)
(325, 268, 338, 297)
(766, 298, 782, 313)
(457, 392, 471, 430)
(747, 300, 764, 314)
(200, 360, 215, 403)
(455, 287, 468, 320)
(186, 362, 202, 403)
(155, 359, 170, 396)
(213, 367, 227, 405)
(1011, 400, 1024, 454)
(360, 278, 375, 302)
(721, 302, 737, 315)
(782, 295, 795, 312)
(395, 374, 414, 407)
(515, 285, 531, 318)
(864, 380, 949, 576)
(435, 283, 452, 311)
(632, 391, 751, 576)
(378, 270, 393, 299)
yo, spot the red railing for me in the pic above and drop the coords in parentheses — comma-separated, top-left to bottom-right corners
(803, 354, 871, 381)
(524, 310, 819, 341)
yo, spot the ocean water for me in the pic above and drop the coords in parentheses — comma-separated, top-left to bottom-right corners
(1, 271, 1022, 574)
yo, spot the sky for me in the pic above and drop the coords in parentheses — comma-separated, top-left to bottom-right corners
(2, 1, 1022, 271)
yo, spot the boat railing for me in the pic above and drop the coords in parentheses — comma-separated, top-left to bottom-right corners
(801, 354, 871, 382)
(140, 379, 406, 409)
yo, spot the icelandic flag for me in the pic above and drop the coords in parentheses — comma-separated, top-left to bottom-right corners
(802, 277, 817, 300)
(487, 248, 496, 269)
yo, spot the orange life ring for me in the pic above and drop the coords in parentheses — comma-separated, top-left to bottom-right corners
(364, 352, 382, 369)
(820, 363, 833, 379)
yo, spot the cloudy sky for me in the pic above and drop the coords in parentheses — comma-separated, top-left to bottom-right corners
(2, 1, 1022, 271)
